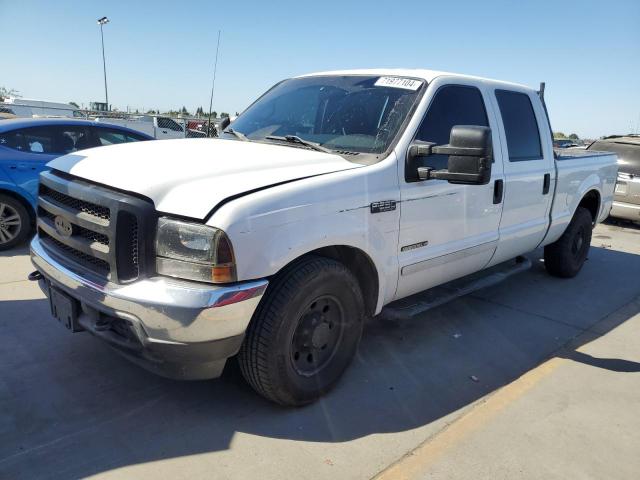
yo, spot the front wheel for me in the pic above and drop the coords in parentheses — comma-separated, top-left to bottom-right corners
(238, 256, 364, 406)
(544, 206, 593, 278)
(0, 194, 31, 251)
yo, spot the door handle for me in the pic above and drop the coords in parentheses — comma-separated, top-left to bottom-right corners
(543, 173, 551, 195)
(493, 179, 504, 204)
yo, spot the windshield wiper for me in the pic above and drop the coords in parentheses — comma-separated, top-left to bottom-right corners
(223, 128, 249, 141)
(264, 135, 333, 154)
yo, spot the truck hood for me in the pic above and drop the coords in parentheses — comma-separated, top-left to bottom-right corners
(48, 138, 362, 219)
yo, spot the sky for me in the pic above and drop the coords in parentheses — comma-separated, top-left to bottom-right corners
(1, 0, 639, 138)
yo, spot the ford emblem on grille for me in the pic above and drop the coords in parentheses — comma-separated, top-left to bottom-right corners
(54, 216, 74, 238)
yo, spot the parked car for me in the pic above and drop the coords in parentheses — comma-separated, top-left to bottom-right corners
(29, 69, 617, 405)
(0, 118, 152, 249)
(94, 115, 207, 139)
(587, 135, 640, 222)
(553, 138, 578, 148)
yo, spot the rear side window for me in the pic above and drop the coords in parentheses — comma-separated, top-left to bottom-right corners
(495, 90, 542, 161)
(14, 127, 56, 153)
(0, 131, 25, 150)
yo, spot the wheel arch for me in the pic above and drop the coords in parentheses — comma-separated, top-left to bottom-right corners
(577, 189, 601, 224)
(270, 245, 381, 318)
(0, 187, 36, 226)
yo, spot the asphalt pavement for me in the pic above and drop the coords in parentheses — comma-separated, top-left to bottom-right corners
(1, 220, 639, 479)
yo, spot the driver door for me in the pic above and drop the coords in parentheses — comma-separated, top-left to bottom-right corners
(395, 81, 505, 300)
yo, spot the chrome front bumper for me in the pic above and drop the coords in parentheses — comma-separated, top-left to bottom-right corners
(30, 236, 268, 379)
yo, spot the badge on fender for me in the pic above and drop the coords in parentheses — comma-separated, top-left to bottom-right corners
(370, 200, 397, 214)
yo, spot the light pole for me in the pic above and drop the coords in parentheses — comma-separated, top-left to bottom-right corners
(97, 16, 110, 110)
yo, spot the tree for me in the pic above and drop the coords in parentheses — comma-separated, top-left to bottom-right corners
(146, 109, 157, 114)
(568, 133, 579, 140)
(0, 87, 20, 101)
(220, 112, 230, 118)
(212, 111, 218, 118)
(553, 131, 567, 139)
(69, 101, 80, 108)
(181, 106, 190, 115)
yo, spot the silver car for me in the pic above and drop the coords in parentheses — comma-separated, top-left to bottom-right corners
(588, 136, 640, 223)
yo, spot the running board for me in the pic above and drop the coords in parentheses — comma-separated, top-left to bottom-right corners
(381, 256, 532, 321)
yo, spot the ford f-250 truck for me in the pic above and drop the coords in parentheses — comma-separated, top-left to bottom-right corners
(29, 69, 617, 406)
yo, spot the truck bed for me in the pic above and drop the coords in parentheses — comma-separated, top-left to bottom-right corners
(555, 148, 612, 161)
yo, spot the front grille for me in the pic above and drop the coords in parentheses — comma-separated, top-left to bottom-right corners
(40, 184, 111, 221)
(40, 231, 111, 273)
(37, 171, 155, 283)
(38, 208, 110, 245)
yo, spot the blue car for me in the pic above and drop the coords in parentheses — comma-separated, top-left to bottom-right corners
(0, 118, 152, 250)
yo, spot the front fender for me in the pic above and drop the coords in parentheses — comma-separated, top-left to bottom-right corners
(210, 159, 401, 314)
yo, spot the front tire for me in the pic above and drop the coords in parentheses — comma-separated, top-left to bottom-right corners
(238, 256, 365, 406)
(544, 206, 593, 278)
(0, 194, 31, 251)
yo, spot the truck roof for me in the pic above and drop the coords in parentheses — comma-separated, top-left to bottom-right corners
(298, 68, 535, 93)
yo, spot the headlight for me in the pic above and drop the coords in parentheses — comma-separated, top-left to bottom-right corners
(155, 217, 236, 283)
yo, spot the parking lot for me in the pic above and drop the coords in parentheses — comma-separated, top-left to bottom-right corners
(1, 220, 639, 480)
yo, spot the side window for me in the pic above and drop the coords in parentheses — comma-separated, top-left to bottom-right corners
(495, 90, 542, 161)
(0, 131, 25, 151)
(95, 128, 128, 146)
(15, 127, 56, 154)
(51, 126, 93, 153)
(125, 132, 148, 142)
(410, 85, 488, 180)
(157, 117, 184, 132)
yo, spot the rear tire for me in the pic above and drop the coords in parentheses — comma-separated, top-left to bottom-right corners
(0, 194, 31, 251)
(238, 255, 364, 406)
(544, 206, 593, 278)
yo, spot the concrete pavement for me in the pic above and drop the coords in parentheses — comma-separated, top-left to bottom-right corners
(0, 221, 639, 479)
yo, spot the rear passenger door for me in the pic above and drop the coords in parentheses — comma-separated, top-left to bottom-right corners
(0, 127, 60, 203)
(487, 89, 555, 266)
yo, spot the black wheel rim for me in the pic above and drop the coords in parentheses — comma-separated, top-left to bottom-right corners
(572, 226, 586, 257)
(290, 295, 345, 377)
(0, 202, 22, 245)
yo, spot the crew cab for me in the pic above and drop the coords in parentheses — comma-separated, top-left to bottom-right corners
(29, 69, 617, 406)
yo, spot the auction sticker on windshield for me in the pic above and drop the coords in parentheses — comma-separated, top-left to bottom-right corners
(374, 76, 423, 90)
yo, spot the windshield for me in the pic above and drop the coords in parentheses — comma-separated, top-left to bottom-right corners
(229, 75, 425, 155)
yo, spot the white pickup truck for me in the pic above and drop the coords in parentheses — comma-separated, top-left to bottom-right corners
(93, 115, 206, 139)
(29, 69, 617, 406)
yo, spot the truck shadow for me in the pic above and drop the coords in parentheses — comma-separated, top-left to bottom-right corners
(0, 245, 639, 478)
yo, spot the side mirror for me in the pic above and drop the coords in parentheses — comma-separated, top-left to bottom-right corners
(219, 117, 231, 132)
(408, 125, 492, 185)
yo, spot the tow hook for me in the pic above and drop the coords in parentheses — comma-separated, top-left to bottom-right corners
(28, 270, 43, 281)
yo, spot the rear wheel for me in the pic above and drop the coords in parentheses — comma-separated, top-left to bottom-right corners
(544, 206, 593, 278)
(0, 194, 31, 251)
(238, 256, 364, 406)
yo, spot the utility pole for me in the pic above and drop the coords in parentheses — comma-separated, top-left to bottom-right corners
(207, 30, 222, 137)
(97, 17, 110, 110)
